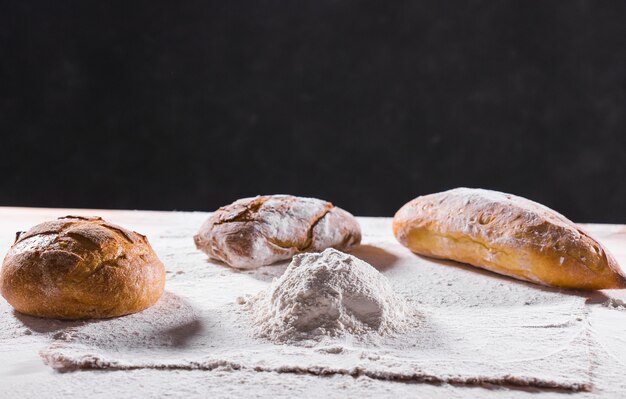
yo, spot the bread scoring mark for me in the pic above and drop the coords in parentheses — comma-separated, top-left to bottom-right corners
(59, 215, 103, 221)
(63, 217, 139, 245)
(102, 223, 139, 244)
(214, 196, 269, 225)
(11, 233, 58, 253)
(16, 221, 72, 243)
(66, 231, 106, 250)
(256, 203, 334, 251)
(299, 206, 334, 251)
(14, 231, 25, 244)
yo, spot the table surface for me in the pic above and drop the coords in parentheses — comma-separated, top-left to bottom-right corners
(1, 207, 626, 399)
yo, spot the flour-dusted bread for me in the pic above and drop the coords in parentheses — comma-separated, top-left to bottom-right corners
(194, 195, 362, 269)
(393, 188, 626, 290)
(0, 216, 166, 319)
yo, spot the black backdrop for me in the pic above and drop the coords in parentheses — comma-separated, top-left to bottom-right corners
(2, 1, 626, 222)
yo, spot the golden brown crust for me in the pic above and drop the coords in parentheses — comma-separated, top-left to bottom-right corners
(0, 216, 166, 319)
(393, 188, 626, 290)
(194, 195, 362, 269)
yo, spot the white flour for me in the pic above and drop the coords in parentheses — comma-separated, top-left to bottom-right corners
(248, 249, 409, 342)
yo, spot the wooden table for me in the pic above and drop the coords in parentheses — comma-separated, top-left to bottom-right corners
(1, 207, 626, 398)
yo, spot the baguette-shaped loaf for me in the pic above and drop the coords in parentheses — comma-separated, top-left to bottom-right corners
(393, 188, 626, 290)
(194, 195, 361, 269)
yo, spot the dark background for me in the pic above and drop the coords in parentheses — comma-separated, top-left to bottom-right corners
(1, 1, 626, 222)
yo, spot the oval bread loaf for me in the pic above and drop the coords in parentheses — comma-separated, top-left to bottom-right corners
(393, 188, 626, 290)
(194, 195, 361, 269)
(0, 216, 166, 319)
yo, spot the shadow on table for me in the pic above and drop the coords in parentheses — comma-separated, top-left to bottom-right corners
(14, 312, 97, 334)
(350, 244, 401, 272)
(14, 291, 206, 349)
(414, 254, 613, 305)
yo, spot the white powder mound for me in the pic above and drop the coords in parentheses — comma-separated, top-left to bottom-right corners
(248, 248, 409, 342)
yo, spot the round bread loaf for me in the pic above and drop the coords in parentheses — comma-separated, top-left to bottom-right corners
(0, 216, 165, 319)
(393, 188, 626, 290)
(194, 195, 362, 269)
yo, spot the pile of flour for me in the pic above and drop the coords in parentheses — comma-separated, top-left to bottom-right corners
(247, 248, 409, 343)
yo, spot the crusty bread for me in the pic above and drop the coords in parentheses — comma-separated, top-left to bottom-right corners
(393, 188, 626, 290)
(194, 195, 361, 269)
(0, 216, 165, 319)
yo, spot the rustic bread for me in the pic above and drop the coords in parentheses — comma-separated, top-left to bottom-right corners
(194, 195, 361, 269)
(0, 216, 165, 319)
(393, 188, 626, 290)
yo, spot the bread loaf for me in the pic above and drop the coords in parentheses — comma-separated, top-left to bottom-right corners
(194, 195, 361, 269)
(0, 216, 166, 319)
(393, 188, 626, 290)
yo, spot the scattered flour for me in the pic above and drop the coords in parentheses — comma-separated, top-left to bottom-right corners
(2, 213, 614, 395)
(248, 248, 409, 343)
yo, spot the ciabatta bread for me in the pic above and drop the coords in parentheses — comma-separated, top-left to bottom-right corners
(393, 188, 626, 290)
